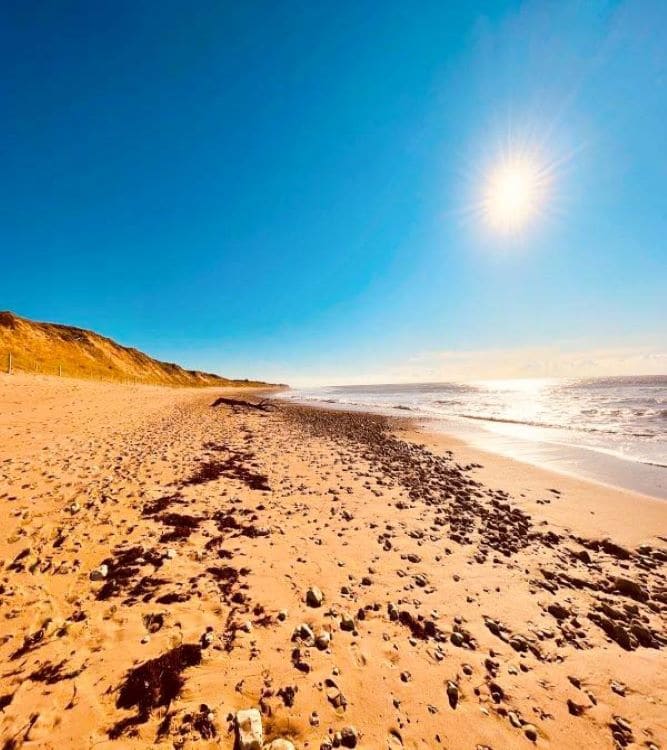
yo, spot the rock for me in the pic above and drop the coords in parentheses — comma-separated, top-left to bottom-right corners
(236, 708, 263, 750)
(450, 631, 464, 647)
(265, 741, 295, 750)
(567, 698, 586, 716)
(446, 680, 459, 708)
(306, 586, 323, 607)
(340, 726, 358, 748)
(509, 635, 528, 652)
(316, 630, 332, 650)
(614, 577, 649, 602)
(340, 613, 355, 632)
(610, 680, 626, 696)
(292, 623, 315, 645)
(523, 724, 538, 742)
(90, 564, 108, 581)
(630, 623, 655, 647)
(576, 549, 591, 564)
(326, 686, 346, 709)
(547, 603, 569, 620)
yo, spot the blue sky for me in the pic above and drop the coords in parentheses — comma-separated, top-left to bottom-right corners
(2, 1, 665, 384)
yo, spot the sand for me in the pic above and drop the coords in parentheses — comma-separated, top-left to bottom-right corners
(0, 373, 665, 750)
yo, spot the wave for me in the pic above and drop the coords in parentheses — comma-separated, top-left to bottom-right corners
(455, 413, 659, 439)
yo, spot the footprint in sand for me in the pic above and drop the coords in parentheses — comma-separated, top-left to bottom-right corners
(350, 642, 368, 667)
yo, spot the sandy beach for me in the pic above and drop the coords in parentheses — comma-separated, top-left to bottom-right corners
(0, 373, 665, 750)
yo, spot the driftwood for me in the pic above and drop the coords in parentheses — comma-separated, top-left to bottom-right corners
(210, 396, 272, 412)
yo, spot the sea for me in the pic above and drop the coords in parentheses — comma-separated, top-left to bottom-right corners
(277, 376, 667, 499)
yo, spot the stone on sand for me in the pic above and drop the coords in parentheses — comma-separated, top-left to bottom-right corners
(306, 585, 324, 607)
(236, 708, 263, 750)
(89, 563, 108, 581)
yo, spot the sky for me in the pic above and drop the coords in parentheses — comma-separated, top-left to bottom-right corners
(2, 0, 666, 385)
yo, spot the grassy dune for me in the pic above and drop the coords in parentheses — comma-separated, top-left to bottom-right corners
(0, 311, 271, 387)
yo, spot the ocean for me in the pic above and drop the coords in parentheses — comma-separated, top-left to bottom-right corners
(278, 376, 667, 498)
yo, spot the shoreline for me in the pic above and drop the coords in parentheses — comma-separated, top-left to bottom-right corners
(0, 376, 665, 749)
(274, 392, 667, 501)
(417, 416, 667, 501)
(396, 422, 666, 548)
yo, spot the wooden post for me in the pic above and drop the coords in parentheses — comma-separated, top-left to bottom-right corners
(59, 364, 62, 377)
(7, 352, 12, 375)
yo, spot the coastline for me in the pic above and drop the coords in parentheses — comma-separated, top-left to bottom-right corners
(397, 422, 666, 547)
(416, 416, 667, 502)
(275, 391, 667, 502)
(0, 375, 665, 749)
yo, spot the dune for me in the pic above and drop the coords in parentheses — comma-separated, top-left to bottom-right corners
(0, 311, 273, 387)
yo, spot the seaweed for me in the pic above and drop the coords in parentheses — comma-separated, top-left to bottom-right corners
(142, 494, 185, 517)
(28, 659, 84, 684)
(185, 450, 270, 492)
(157, 512, 203, 543)
(96, 545, 164, 601)
(109, 644, 202, 738)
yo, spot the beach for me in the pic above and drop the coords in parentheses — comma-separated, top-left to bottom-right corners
(277, 379, 667, 500)
(0, 374, 665, 749)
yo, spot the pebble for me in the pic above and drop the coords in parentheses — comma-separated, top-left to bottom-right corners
(89, 563, 108, 581)
(235, 708, 263, 750)
(316, 630, 332, 650)
(340, 613, 355, 632)
(446, 680, 459, 708)
(450, 631, 464, 647)
(306, 586, 324, 607)
(293, 623, 315, 645)
(340, 725, 359, 748)
(523, 724, 538, 742)
(610, 680, 626, 696)
(509, 712, 522, 728)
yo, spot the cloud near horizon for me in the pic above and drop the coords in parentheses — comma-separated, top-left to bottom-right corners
(287, 341, 667, 387)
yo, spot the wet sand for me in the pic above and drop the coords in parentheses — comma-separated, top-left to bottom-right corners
(0, 374, 665, 749)
(417, 418, 667, 501)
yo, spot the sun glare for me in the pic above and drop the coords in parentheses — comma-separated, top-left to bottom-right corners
(483, 157, 547, 233)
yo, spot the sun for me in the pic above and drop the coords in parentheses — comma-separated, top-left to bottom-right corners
(482, 157, 547, 233)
